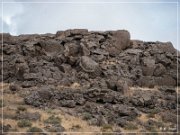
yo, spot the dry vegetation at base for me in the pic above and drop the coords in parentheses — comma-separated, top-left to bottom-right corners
(0, 83, 178, 134)
(0, 83, 100, 134)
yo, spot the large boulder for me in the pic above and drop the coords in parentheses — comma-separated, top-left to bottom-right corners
(153, 63, 166, 76)
(155, 42, 176, 54)
(79, 56, 102, 77)
(141, 57, 155, 76)
(137, 76, 155, 88)
(24, 85, 54, 107)
(107, 30, 130, 56)
(34, 40, 64, 56)
(56, 29, 88, 39)
(112, 30, 131, 51)
(115, 79, 128, 93)
(154, 75, 176, 86)
(114, 105, 139, 120)
(130, 91, 156, 109)
(55, 89, 86, 107)
(64, 42, 80, 57)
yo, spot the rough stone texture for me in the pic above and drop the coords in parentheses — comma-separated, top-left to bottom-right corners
(153, 63, 166, 76)
(1, 30, 178, 87)
(107, 30, 131, 56)
(1, 29, 179, 128)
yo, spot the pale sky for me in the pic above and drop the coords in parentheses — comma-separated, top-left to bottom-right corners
(0, 0, 179, 50)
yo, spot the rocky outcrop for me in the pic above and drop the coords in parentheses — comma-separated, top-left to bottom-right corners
(1, 29, 179, 129)
(1, 29, 179, 87)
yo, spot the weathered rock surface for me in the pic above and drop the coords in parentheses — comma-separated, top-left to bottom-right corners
(1, 29, 179, 129)
(1, 29, 179, 87)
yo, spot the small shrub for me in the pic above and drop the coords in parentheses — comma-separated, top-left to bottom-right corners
(150, 108, 160, 114)
(16, 110, 20, 114)
(161, 112, 177, 124)
(72, 124, 81, 129)
(17, 106, 27, 112)
(27, 127, 43, 132)
(147, 113, 155, 118)
(156, 121, 164, 128)
(46, 109, 53, 114)
(17, 120, 32, 127)
(146, 128, 158, 135)
(71, 124, 81, 131)
(145, 125, 156, 131)
(147, 108, 160, 118)
(101, 124, 113, 132)
(0, 99, 5, 108)
(44, 115, 61, 125)
(124, 123, 138, 130)
(82, 112, 92, 120)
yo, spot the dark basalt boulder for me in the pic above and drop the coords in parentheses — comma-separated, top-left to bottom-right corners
(130, 90, 156, 109)
(153, 63, 166, 76)
(137, 76, 155, 88)
(79, 56, 102, 78)
(24, 85, 54, 107)
(56, 29, 88, 39)
(106, 30, 130, 56)
(155, 42, 176, 54)
(154, 75, 176, 86)
(34, 40, 64, 56)
(141, 57, 156, 76)
(112, 30, 131, 50)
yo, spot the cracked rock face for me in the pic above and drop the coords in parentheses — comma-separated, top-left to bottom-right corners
(1, 29, 179, 129)
(80, 56, 99, 73)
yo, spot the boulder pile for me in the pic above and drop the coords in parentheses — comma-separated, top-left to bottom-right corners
(1, 29, 179, 129)
(1, 29, 179, 87)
